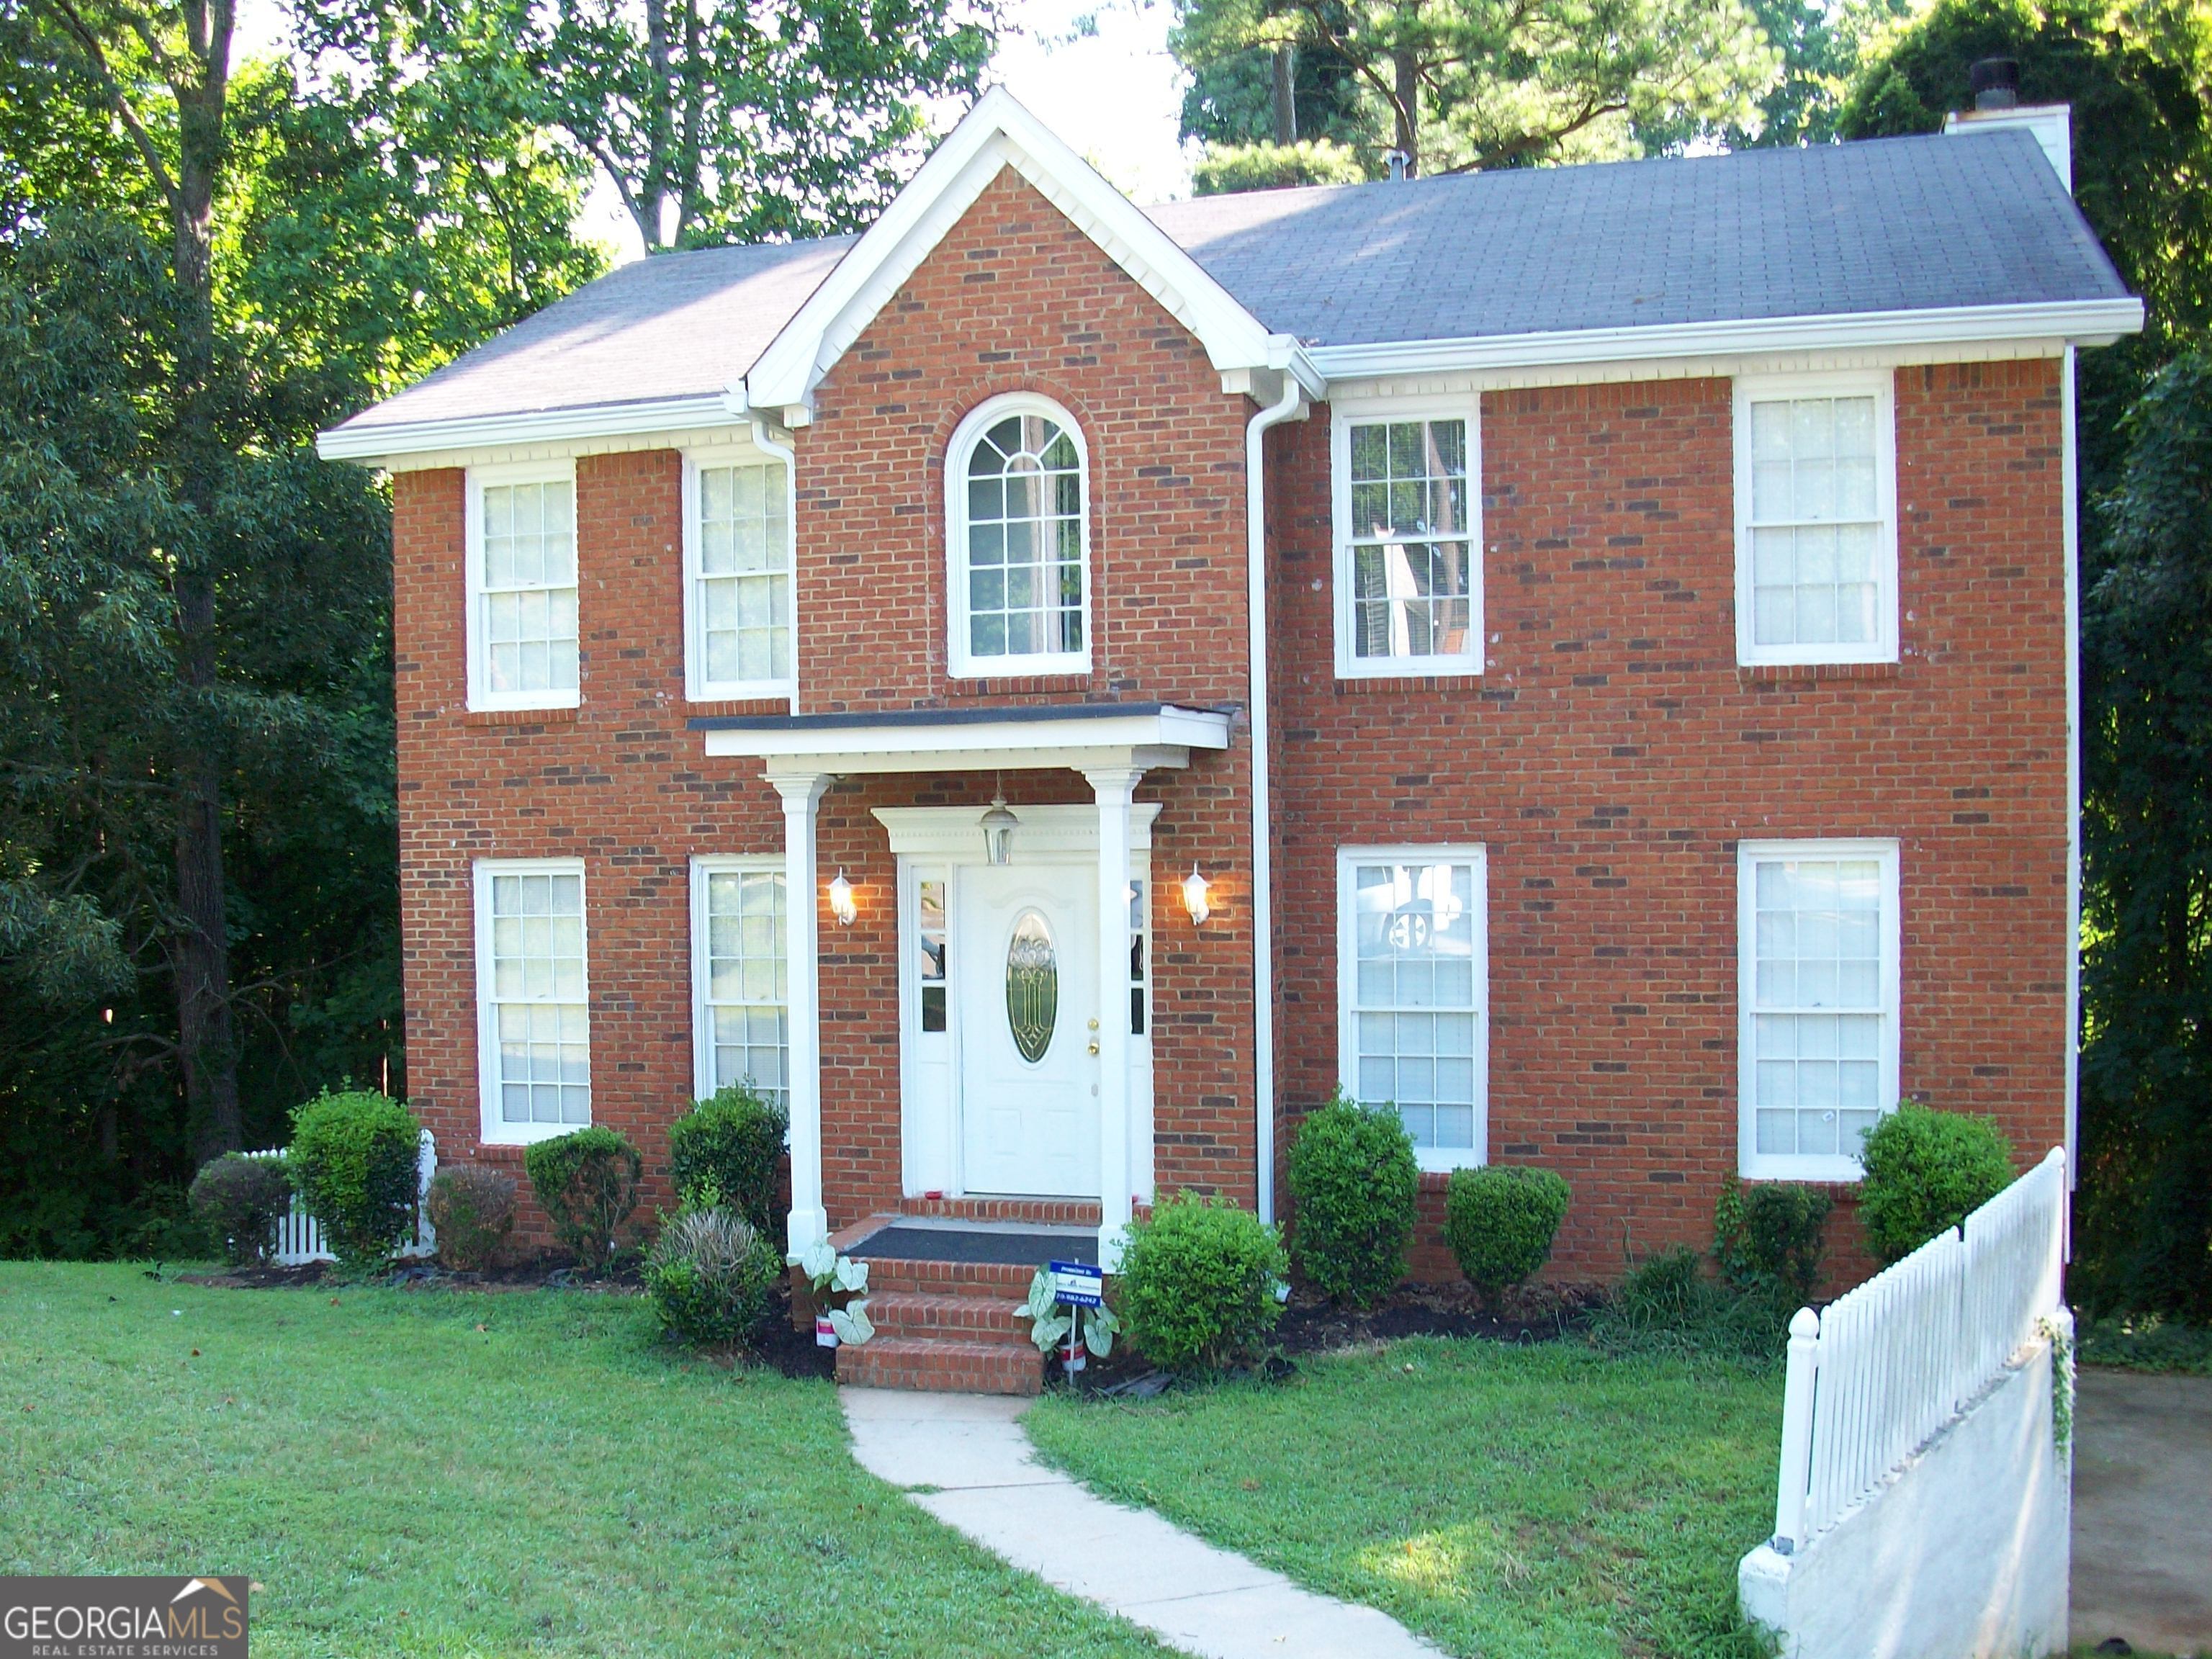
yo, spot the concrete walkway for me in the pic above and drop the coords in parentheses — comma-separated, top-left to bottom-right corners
(2072, 1367, 2212, 1658)
(842, 1388, 1438, 1659)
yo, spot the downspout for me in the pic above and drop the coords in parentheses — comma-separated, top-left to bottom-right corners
(1247, 374, 1306, 1224)
(2062, 345, 2080, 1202)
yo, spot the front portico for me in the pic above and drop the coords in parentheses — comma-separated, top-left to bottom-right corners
(693, 703, 1233, 1267)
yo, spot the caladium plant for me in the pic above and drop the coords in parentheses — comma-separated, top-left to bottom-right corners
(1018, 1267, 1120, 1357)
(791, 1241, 873, 1344)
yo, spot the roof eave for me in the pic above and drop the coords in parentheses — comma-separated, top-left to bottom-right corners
(313, 393, 747, 467)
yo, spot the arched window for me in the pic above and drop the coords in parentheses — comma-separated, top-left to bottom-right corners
(948, 395, 1089, 677)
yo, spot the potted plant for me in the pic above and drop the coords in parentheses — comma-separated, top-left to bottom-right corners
(792, 1240, 874, 1348)
(1020, 1267, 1119, 1375)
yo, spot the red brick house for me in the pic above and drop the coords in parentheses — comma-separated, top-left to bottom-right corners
(321, 89, 2138, 1370)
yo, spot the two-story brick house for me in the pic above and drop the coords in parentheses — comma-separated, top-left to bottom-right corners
(322, 88, 2137, 1388)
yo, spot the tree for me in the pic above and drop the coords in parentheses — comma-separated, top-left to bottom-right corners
(1168, 0, 1780, 183)
(312, 0, 999, 253)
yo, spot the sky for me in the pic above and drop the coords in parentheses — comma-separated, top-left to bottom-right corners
(231, 0, 1197, 264)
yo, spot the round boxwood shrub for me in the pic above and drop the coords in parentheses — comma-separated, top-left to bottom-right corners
(188, 1154, 292, 1267)
(425, 1164, 517, 1272)
(523, 1125, 642, 1271)
(1857, 1101, 2015, 1264)
(1287, 1090, 1418, 1308)
(1115, 1192, 1287, 1373)
(667, 1084, 788, 1237)
(1444, 1164, 1572, 1303)
(287, 1089, 423, 1270)
(1714, 1178, 1833, 1303)
(644, 1206, 781, 1346)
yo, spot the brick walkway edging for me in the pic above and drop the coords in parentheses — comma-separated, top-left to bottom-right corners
(840, 1387, 1439, 1659)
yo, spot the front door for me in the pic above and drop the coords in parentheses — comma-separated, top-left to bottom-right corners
(956, 863, 1099, 1196)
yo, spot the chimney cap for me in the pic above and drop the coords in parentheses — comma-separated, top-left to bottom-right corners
(1970, 57, 2022, 109)
(1384, 149, 1411, 181)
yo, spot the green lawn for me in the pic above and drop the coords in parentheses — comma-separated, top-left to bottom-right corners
(0, 1262, 1164, 1658)
(1028, 1337, 1782, 1659)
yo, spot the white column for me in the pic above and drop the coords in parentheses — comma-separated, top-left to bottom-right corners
(1086, 765, 1143, 1269)
(769, 770, 832, 1259)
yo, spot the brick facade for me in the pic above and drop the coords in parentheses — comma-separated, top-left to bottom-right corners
(391, 171, 2071, 1285)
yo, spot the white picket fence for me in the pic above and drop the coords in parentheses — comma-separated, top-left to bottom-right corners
(241, 1130, 437, 1265)
(1771, 1146, 2068, 1550)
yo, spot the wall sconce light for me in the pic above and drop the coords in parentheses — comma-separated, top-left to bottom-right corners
(827, 869, 858, 927)
(980, 792, 1019, 867)
(1181, 866, 1212, 927)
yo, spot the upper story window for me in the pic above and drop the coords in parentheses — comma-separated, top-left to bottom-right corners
(1733, 372, 1898, 666)
(465, 462, 578, 711)
(685, 451, 794, 702)
(1331, 403, 1483, 678)
(947, 395, 1089, 678)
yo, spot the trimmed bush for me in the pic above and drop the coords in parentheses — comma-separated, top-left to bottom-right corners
(425, 1165, 516, 1272)
(287, 1089, 422, 1270)
(1286, 1090, 1418, 1308)
(667, 1084, 788, 1236)
(1714, 1179, 1832, 1302)
(523, 1125, 642, 1270)
(188, 1154, 292, 1267)
(1444, 1164, 1571, 1302)
(1115, 1193, 1287, 1372)
(644, 1206, 781, 1346)
(1858, 1102, 2015, 1264)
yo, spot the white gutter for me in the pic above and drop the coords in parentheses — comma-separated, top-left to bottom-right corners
(1305, 297, 2144, 382)
(315, 394, 743, 465)
(2062, 345, 2082, 1196)
(1246, 373, 1308, 1226)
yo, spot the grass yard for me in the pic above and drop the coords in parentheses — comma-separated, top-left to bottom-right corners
(1028, 1336, 1782, 1659)
(0, 1262, 1166, 1659)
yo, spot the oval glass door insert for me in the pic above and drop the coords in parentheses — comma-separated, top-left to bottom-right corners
(1005, 908, 1058, 1064)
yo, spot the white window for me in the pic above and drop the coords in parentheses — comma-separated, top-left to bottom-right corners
(685, 451, 793, 701)
(1337, 847, 1488, 1172)
(465, 462, 579, 711)
(691, 858, 788, 1102)
(1738, 840, 1902, 1182)
(473, 859, 589, 1143)
(1733, 372, 1898, 665)
(946, 395, 1089, 678)
(1331, 403, 1482, 678)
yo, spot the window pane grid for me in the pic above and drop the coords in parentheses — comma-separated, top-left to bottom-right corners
(480, 480, 578, 696)
(696, 462, 791, 687)
(1747, 396, 1881, 649)
(1350, 860, 1480, 1151)
(1346, 419, 1473, 662)
(705, 868, 788, 1100)
(1749, 856, 1885, 1161)
(487, 870, 589, 1128)
(965, 413, 1084, 661)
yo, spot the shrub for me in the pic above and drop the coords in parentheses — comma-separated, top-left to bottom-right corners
(425, 1165, 517, 1272)
(644, 1206, 781, 1346)
(187, 1154, 292, 1267)
(1857, 1102, 2015, 1265)
(1714, 1179, 1833, 1303)
(1286, 1091, 1419, 1308)
(1591, 1244, 1786, 1363)
(667, 1084, 788, 1236)
(287, 1089, 422, 1270)
(1115, 1193, 1287, 1372)
(523, 1125, 642, 1270)
(1444, 1165, 1572, 1302)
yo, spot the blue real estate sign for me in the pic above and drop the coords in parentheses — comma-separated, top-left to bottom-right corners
(1048, 1260, 1103, 1307)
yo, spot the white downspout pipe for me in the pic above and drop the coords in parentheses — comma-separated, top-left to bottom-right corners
(1246, 374, 1307, 1224)
(2062, 344, 2080, 1197)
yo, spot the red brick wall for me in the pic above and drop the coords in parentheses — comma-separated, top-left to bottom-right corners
(1265, 361, 2071, 1284)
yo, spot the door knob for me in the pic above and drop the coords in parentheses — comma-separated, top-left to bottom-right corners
(1087, 1041, 1100, 1056)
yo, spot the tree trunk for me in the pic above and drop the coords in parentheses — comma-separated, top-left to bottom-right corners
(1393, 48, 1419, 174)
(1272, 45, 1297, 145)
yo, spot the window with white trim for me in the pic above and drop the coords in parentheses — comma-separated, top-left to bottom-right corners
(1738, 840, 1901, 1181)
(691, 858, 788, 1102)
(685, 454, 793, 701)
(1337, 848, 1488, 1170)
(1332, 406, 1481, 677)
(1733, 374, 1898, 665)
(466, 464, 579, 710)
(947, 396, 1089, 678)
(475, 859, 589, 1143)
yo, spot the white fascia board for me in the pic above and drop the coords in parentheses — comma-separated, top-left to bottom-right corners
(701, 705, 1232, 769)
(1303, 297, 2146, 384)
(315, 395, 743, 466)
(741, 87, 1284, 413)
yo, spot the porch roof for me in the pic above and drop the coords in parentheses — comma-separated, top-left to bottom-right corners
(690, 701, 1233, 775)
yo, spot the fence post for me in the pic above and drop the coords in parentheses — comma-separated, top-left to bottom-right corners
(1772, 1305, 1821, 1551)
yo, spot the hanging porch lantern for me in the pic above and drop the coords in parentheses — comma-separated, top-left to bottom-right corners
(981, 792, 1020, 866)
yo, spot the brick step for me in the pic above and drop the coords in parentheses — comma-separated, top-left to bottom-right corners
(853, 1256, 1040, 1298)
(865, 1290, 1033, 1346)
(837, 1336, 1044, 1396)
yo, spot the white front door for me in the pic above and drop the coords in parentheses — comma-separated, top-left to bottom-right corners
(956, 863, 1099, 1197)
